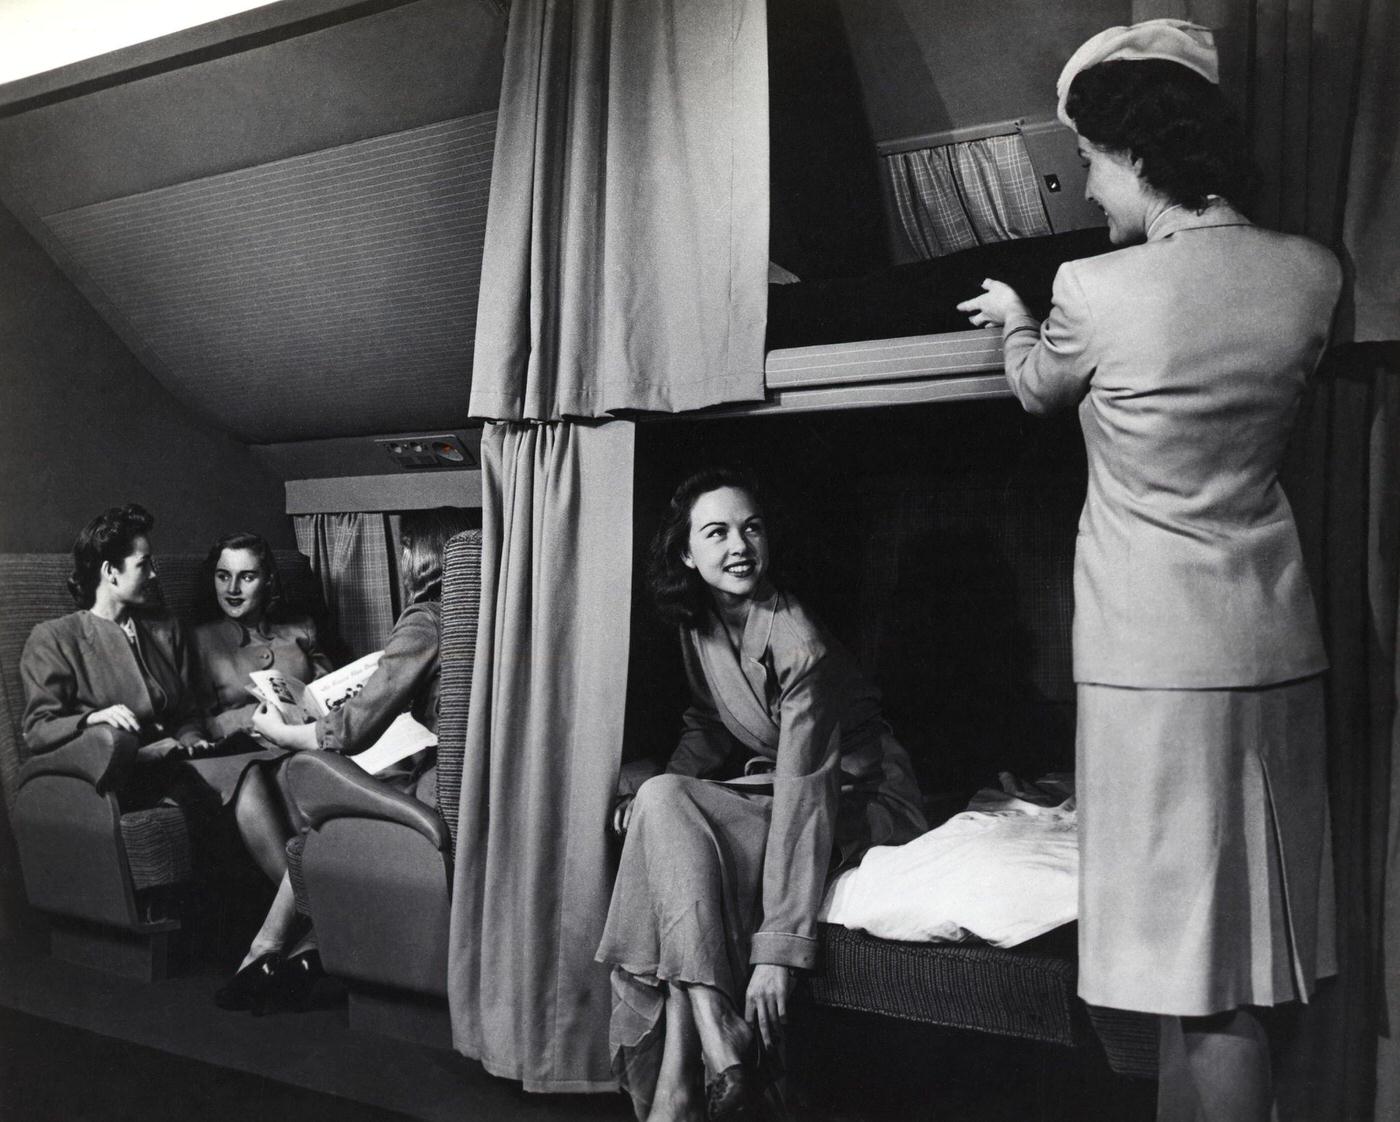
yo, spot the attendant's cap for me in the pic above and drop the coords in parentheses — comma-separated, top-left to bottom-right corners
(1056, 18, 1218, 127)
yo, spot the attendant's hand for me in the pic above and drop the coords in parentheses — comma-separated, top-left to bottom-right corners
(86, 704, 140, 733)
(745, 963, 795, 1049)
(251, 703, 291, 747)
(957, 278, 1030, 329)
(182, 738, 215, 756)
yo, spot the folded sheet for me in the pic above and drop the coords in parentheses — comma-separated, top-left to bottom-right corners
(819, 776, 1077, 947)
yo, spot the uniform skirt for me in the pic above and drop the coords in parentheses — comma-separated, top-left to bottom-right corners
(1076, 676, 1336, 1016)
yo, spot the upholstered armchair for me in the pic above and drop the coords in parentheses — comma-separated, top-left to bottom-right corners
(285, 529, 480, 1046)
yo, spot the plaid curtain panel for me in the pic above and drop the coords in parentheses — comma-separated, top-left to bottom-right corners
(887, 132, 1052, 259)
(293, 513, 401, 659)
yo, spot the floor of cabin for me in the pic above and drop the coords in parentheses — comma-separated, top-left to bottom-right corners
(0, 937, 1155, 1121)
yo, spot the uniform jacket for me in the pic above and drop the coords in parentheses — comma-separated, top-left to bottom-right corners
(316, 599, 440, 786)
(669, 585, 925, 970)
(21, 609, 205, 754)
(192, 615, 332, 739)
(1000, 204, 1341, 687)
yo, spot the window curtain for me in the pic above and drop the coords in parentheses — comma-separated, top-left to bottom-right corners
(1127, 0, 1399, 1117)
(447, 420, 634, 1092)
(466, 0, 769, 420)
(885, 133, 1052, 259)
(291, 513, 400, 660)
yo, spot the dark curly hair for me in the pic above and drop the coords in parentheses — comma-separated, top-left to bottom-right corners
(648, 466, 772, 628)
(198, 531, 287, 623)
(68, 504, 155, 608)
(398, 507, 477, 605)
(1067, 59, 1260, 213)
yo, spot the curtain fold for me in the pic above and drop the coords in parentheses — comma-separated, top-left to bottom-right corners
(292, 513, 400, 660)
(885, 133, 1052, 260)
(447, 420, 634, 1092)
(468, 0, 769, 421)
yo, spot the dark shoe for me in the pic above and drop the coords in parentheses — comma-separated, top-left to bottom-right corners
(706, 1063, 758, 1121)
(275, 948, 325, 1012)
(214, 952, 282, 1014)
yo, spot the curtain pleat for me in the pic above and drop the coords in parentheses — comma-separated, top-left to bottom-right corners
(885, 133, 1051, 260)
(447, 420, 634, 1092)
(1341, 0, 1400, 343)
(291, 513, 400, 660)
(468, 0, 769, 421)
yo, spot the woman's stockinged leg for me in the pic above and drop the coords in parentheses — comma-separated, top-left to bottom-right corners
(240, 873, 301, 969)
(232, 764, 292, 883)
(649, 985, 704, 1122)
(1158, 1008, 1272, 1122)
(687, 983, 754, 1076)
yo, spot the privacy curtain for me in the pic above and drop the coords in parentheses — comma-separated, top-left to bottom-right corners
(291, 513, 400, 659)
(885, 133, 1052, 259)
(447, 421, 635, 1092)
(466, 0, 770, 420)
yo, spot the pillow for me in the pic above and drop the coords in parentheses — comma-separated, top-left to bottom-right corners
(819, 786, 1077, 947)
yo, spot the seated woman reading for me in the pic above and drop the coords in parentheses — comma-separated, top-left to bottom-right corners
(596, 468, 927, 1122)
(214, 507, 473, 1013)
(21, 503, 210, 801)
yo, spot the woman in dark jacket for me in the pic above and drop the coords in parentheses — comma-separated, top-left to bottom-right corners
(21, 504, 210, 800)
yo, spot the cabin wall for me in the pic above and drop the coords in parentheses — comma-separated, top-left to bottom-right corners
(0, 201, 293, 554)
(837, 0, 1133, 145)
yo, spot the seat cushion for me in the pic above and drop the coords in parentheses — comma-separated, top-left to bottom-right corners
(119, 806, 193, 891)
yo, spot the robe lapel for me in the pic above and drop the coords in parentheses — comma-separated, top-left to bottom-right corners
(694, 587, 781, 753)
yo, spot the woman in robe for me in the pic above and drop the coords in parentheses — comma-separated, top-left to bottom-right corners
(214, 507, 472, 1013)
(596, 468, 926, 1122)
(957, 20, 1340, 1121)
(21, 503, 211, 802)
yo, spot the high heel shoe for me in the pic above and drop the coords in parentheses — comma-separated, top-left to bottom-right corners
(274, 948, 325, 1012)
(214, 951, 282, 1014)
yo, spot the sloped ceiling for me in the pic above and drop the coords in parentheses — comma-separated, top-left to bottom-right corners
(0, 0, 505, 443)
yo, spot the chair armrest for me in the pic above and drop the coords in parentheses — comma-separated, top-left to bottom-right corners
(286, 751, 449, 852)
(18, 726, 141, 795)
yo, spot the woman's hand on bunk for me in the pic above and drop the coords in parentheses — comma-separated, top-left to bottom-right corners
(745, 963, 794, 1049)
(85, 704, 141, 733)
(957, 278, 1029, 329)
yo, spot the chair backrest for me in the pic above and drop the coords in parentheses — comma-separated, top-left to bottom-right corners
(0, 549, 318, 810)
(434, 530, 482, 849)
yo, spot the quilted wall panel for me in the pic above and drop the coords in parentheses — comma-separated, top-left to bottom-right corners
(41, 112, 495, 442)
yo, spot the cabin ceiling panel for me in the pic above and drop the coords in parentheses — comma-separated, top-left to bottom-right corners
(40, 113, 494, 443)
(0, 0, 504, 214)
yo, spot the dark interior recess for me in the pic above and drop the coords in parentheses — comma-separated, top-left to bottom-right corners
(766, 227, 1113, 350)
(627, 399, 1087, 804)
(766, 0, 891, 281)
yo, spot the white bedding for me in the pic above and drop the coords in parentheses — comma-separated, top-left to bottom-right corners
(818, 775, 1078, 948)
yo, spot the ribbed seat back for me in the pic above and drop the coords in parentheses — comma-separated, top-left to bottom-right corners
(435, 530, 482, 850)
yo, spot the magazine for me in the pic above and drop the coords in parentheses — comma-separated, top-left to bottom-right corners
(246, 650, 435, 775)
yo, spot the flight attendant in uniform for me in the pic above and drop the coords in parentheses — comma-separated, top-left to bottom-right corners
(958, 20, 1340, 1121)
